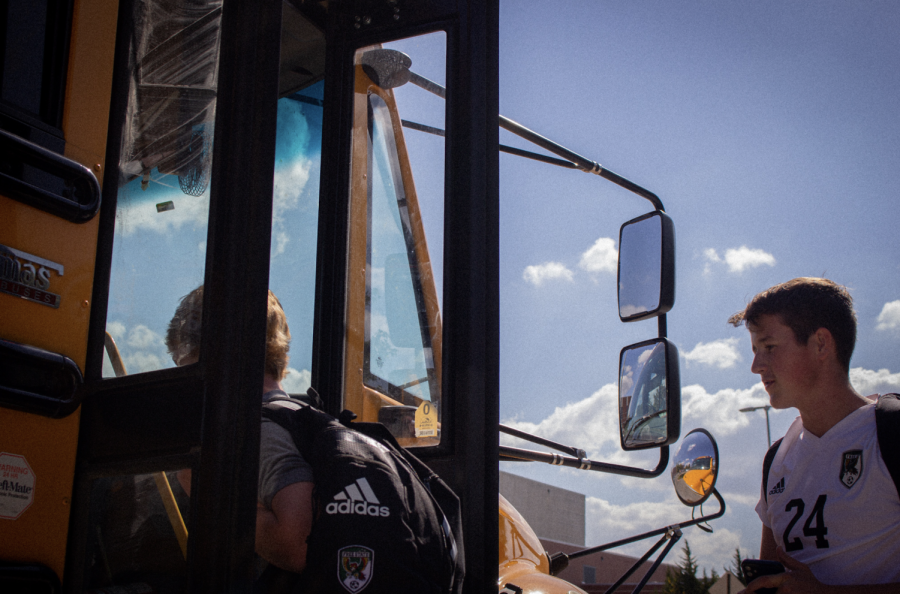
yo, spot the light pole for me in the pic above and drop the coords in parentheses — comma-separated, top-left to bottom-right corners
(740, 405, 772, 448)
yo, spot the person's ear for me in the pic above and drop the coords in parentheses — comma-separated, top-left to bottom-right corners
(812, 327, 834, 362)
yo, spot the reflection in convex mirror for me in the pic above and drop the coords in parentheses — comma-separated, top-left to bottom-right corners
(671, 429, 719, 507)
(619, 340, 671, 449)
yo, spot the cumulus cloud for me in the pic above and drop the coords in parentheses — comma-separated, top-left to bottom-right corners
(876, 300, 900, 332)
(501, 384, 621, 460)
(578, 237, 617, 275)
(849, 367, 900, 396)
(584, 497, 740, 573)
(704, 246, 776, 274)
(104, 321, 171, 375)
(585, 495, 683, 537)
(271, 158, 312, 257)
(115, 186, 210, 237)
(282, 367, 312, 394)
(680, 383, 770, 436)
(682, 338, 742, 369)
(684, 529, 744, 576)
(106, 321, 126, 341)
(523, 262, 574, 286)
(126, 324, 165, 350)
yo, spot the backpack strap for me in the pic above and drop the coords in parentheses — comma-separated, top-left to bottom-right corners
(875, 393, 900, 501)
(762, 437, 783, 505)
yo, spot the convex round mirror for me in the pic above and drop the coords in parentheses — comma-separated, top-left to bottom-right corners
(671, 428, 719, 506)
(618, 338, 681, 450)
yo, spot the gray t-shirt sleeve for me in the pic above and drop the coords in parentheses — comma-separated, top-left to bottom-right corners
(258, 417, 314, 509)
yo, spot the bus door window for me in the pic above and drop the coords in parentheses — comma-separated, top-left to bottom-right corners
(83, 3, 329, 590)
(345, 33, 446, 447)
(266, 81, 325, 397)
(102, 0, 223, 378)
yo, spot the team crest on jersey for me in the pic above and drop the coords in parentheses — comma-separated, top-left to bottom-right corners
(338, 546, 373, 593)
(840, 450, 863, 489)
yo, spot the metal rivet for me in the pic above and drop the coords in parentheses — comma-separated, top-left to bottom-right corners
(393, 14, 399, 19)
(82, 300, 90, 309)
(93, 163, 102, 172)
(363, 16, 371, 25)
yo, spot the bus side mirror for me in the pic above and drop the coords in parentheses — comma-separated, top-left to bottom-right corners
(617, 211, 675, 322)
(618, 338, 681, 450)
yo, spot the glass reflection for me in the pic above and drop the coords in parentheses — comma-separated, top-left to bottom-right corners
(618, 212, 662, 320)
(671, 429, 718, 506)
(619, 340, 668, 448)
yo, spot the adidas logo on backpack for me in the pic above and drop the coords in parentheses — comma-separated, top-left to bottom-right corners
(768, 477, 785, 496)
(326, 478, 390, 517)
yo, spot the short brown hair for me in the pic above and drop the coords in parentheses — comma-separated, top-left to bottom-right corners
(728, 277, 856, 371)
(166, 286, 291, 379)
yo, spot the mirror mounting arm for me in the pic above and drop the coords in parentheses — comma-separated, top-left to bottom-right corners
(499, 425, 586, 459)
(559, 489, 725, 563)
(498, 445, 669, 479)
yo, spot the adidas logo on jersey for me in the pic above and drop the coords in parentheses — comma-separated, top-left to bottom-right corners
(326, 478, 390, 517)
(768, 477, 785, 496)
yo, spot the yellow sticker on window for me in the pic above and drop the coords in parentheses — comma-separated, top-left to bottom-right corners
(414, 401, 437, 438)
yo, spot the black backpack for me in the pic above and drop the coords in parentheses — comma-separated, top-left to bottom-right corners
(260, 394, 464, 594)
(762, 393, 900, 503)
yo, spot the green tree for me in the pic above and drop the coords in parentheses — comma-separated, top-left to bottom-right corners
(664, 541, 708, 594)
(726, 548, 747, 585)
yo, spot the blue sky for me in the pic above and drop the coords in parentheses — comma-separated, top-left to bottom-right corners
(493, 0, 900, 575)
(102, 0, 900, 579)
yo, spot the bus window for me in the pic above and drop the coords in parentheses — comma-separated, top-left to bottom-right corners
(266, 81, 324, 395)
(103, 0, 222, 377)
(344, 32, 446, 446)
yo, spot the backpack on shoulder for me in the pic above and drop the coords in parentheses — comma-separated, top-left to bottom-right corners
(763, 393, 900, 503)
(261, 392, 464, 594)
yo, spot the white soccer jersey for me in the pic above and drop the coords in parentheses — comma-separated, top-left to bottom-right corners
(756, 404, 900, 585)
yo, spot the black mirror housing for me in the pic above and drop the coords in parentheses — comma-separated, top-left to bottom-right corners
(617, 211, 675, 322)
(618, 337, 681, 451)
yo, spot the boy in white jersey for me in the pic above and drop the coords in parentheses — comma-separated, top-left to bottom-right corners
(728, 277, 900, 593)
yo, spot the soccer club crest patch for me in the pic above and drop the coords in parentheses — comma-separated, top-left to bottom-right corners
(840, 450, 863, 489)
(338, 546, 374, 593)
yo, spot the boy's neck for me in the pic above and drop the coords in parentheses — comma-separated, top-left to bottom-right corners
(798, 376, 868, 437)
(262, 375, 284, 394)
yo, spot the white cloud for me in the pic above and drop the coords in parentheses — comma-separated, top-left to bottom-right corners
(583, 497, 739, 574)
(585, 495, 683, 537)
(106, 321, 126, 341)
(719, 491, 759, 508)
(876, 300, 900, 332)
(282, 367, 312, 394)
(501, 384, 621, 460)
(271, 159, 313, 257)
(685, 528, 744, 576)
(682, 338, 742, 369)
(849, 367, 900, 397)
(523, 262, 574, 286)
(102, 322, 172, 376)
(578, 237, 617, 275)
(704, 246, 776, 274)
(115, 186, 210, 237)
(681, 383, 770, 436)
(126, 324, 165, 350)
(124, 351, 168, 374)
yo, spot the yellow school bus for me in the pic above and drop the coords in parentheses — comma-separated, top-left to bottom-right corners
(0, 1, 701, 592)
